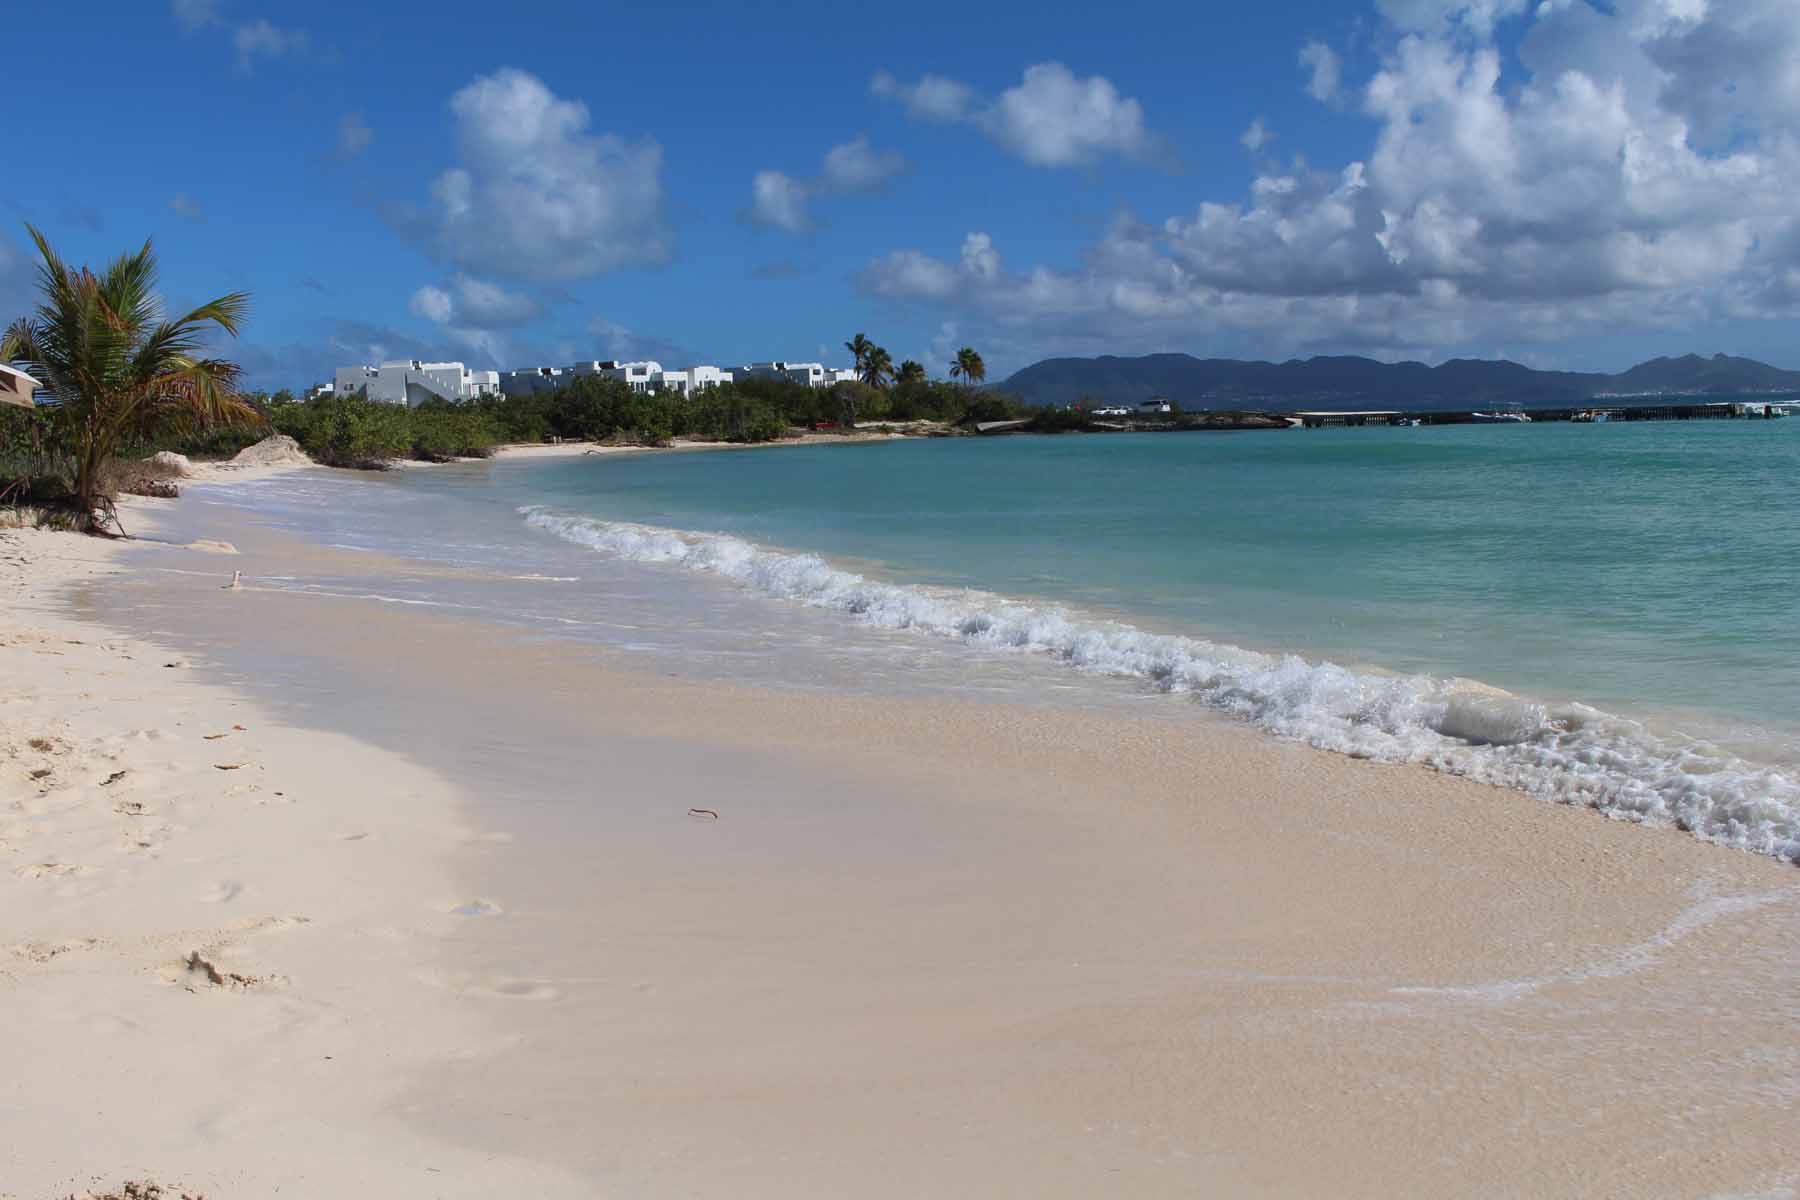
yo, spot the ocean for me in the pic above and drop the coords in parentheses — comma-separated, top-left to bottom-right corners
(191, 419, 1800, 861)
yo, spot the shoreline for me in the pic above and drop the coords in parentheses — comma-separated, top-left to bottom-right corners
(6, 487, 1797, 1195)
(0, 516, 585, 1195)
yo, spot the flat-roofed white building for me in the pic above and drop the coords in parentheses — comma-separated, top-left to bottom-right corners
(654, 365, 734, 395)
(739, 361, 835, 387)
(570, 360, 664, 392)
(334, 361, 500, 406)
(499, 366, 566, 397)
(823, 367, 860, 385)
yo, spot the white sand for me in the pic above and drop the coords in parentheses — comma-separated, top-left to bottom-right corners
(0, 527, 585, 1196)
(4, 490, 1799, 1198)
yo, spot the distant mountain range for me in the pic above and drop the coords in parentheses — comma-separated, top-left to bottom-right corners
(995, 353, 1800, 411)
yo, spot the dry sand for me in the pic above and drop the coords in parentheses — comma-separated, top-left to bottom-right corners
(1, 521, 586, 1195)
(4, 486, 1798, 1198)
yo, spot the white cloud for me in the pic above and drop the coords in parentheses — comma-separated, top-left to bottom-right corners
(233, 18, 308, 71)
(978, 63, 1154, 167)
(870, 71, 976, 122)
(859, 249, 962, 300)
(168, 193, 205, 222)
(820, 134, 906, 193)
(1241, 118, 1276, 151)
(408, 69, 669, 284)
(1300, 41, 1343, 102)
(749, 170, 812, 233)
(336, 112, 373, 159)
(410, 275, 542, 328)
(171, 0, 220, 33)
(872, 62, 1161, 168)
(748, 135, 905, 234)
(409, 285, 455, 324)
(856, 2, 1800, 364)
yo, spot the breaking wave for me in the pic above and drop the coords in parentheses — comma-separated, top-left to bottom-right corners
(520, 506, 1800, 863)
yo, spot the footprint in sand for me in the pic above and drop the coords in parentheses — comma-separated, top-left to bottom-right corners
(449, 898, 503, 917)
(202, 880, 244, 904)
(417, 970, 559, 1001)
(13, 862, 91, 882)
(477, 979, 559, 1000)
(8, 937, 102, 963)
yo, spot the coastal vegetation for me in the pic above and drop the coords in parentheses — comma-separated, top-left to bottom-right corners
(0, 227, 259, 531)
(251, 365, 1022, 468)
(2, 261, 1021, 484)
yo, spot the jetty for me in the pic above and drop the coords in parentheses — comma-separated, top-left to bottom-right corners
(1291, 400, 1795, 428)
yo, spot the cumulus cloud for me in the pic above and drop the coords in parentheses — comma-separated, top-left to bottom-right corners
(409, 284, 455, 324)
(233, 18, 309, 71)
(748, 135, 905, 234)
(1240, 118, 1276, 151)
(857, 1, 1800, 364)
(820, 135, 906, 193)
(402, 69, 670, 283)
(1299, 41, 1343, 102)
(870, 71, 976, 122)
(748, 170, 813, 233)
(336, 112, 373, 160)
(409, 275, 543, 329)
(872, 62, 1161, 167)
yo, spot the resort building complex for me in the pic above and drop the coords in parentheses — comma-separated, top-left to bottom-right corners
(329, 358, 862, 406)
(332, 361, 502, 406)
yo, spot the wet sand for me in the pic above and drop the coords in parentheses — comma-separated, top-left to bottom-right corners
(5, 483, 1798, 1197)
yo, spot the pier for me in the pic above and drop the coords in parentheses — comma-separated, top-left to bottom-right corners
(1290, 400, 1795, 428)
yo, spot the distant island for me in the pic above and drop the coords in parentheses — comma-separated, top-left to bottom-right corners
(996, 352, 1800, 411)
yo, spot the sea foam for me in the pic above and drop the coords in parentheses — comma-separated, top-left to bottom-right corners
(520, 506, 1800, 863)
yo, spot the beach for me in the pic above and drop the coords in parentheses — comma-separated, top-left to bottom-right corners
(4, 465, 1799, 1197)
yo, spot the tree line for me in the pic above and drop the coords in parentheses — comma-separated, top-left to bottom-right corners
(1, 222, 1020, 523)
(259, 364, 1020, 468)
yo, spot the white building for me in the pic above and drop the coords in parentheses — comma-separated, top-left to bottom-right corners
(334, 361, 500, 406)
(654, 365, 734, 396)
(303, 381, 336, 401)
(499, 366, 566, 397)
(570, 360, 663, 392)
(738, 361, 848, 388)
(1137, 399, 1173, 415)
(823, 367, 860, 385)
(1, 363, 42, 409)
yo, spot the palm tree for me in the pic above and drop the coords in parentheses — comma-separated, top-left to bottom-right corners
(950, 346, 986, 389)
(845, 332, 872, 374)
(896, 359, 926, 386)
(2, 225, 257, 531)
(860, 345, 894, 389)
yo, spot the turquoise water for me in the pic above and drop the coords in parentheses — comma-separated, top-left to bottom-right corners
(514, 422, 1800, 731)
(193, 419, 1800, 859)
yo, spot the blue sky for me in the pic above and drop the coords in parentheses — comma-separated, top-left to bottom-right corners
(6, 0, 1800, 389)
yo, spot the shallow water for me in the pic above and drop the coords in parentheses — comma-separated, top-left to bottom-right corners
(189, 420, 1800, 859)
